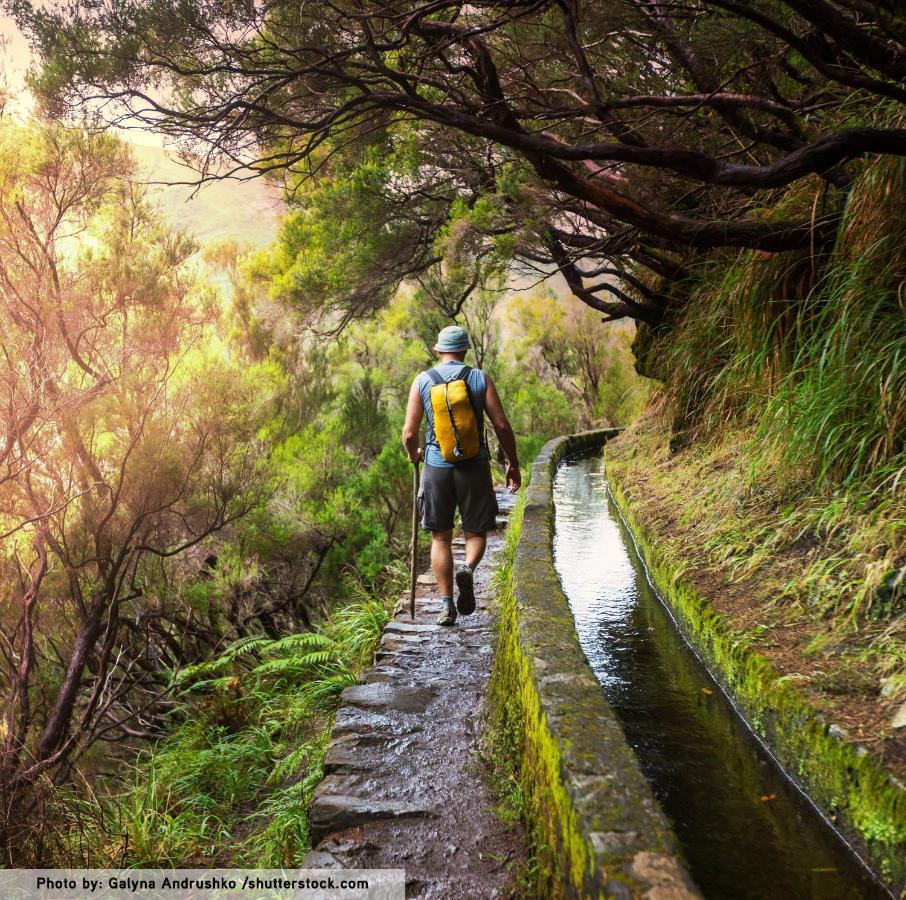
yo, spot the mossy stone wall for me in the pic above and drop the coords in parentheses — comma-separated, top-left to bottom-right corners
(488, 430, 699, 898)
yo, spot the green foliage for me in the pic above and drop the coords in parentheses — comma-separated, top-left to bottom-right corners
(91, 231, 649, 868)
(0, 119, 279, 862)
(245, 133, 462, 326)
(504, 289, 653, 432)
(0, 108, 654, 868)
(657, 159, 905, 491)
(101, 581, 393, 867)
(758, 161, 906, 489)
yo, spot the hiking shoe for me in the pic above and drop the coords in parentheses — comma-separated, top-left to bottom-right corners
(455, 565, 476, 615)
(436, 597, 457, 626)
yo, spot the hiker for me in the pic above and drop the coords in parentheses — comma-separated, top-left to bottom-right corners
(402, 325, 521, 626)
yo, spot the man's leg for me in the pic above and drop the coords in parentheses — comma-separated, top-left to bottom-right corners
(463, 531, 487, 570)
(451, 530, 486, 617)
(453, 459, 499, 616)
(421, 465, 458, 625)
(432, 530, 457, 626)
(430, 528, 455, 599)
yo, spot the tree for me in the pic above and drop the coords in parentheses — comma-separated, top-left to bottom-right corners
(0, 122, 263, 859)
(10, 0, 906, 326)
(508, 288, 649, 426)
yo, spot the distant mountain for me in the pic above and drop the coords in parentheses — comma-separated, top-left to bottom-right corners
(130, 143, 285, 249)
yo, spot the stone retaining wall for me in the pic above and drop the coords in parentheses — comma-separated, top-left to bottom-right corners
(489, 430, 699, 898)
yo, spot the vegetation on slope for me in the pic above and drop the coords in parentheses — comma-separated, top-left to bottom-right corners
(610, 156, 905, 774)
(104, 588, 392, 866)
(0, 114, 647, 862)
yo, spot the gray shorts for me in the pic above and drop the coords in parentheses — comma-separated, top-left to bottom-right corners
(418, 459, 499, 533)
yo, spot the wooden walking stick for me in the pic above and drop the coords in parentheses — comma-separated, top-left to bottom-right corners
(410, 459, 420, 621)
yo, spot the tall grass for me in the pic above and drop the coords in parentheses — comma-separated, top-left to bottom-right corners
(636, 157, 906, 631)
(759, 159, 906, 489)
(83, 571, 398, 866)
(660, 158, 905, 492)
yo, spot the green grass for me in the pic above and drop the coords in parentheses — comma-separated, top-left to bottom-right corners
(479, 496, 547, 898)
(625, 152, 905, 661)
(607, 415, 904, 709)
(85, 572, 398, 867)
(654, 157, 905, 494)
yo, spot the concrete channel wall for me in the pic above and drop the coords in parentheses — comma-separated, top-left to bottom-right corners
(491, 430, 700, 898)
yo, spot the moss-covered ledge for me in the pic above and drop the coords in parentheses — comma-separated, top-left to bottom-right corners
(606, 463, 906, 895)
(488, 430, 699, 898)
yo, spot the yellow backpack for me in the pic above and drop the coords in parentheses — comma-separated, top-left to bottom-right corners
(425, 366, 482, 463)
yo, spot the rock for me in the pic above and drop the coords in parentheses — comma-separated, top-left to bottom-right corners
(300, 849, 342, 868)
(395, 596, 443, 618)
(308, 794, 434, 844)
(416, 573, 437, 585)
(380, 630, 431, 645)
(341, 682, 435, 714)
(891, 701, 906, 730)
(323, 736, 377, 774)
(628, 851, 700, 899)
(340, 682, 395, 706)
(379, 634, 431, 655)
(332, 706, 394, 736)
(393, 598, 412, 617)
(589, 830, 642, 855)
(385, 620, 440, 634)
(417, 599, 444, 610)
(828, 723, 849, 741)
(540, 672, 586, 688)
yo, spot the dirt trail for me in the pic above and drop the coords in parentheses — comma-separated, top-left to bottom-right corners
(303, 489, 525, 898)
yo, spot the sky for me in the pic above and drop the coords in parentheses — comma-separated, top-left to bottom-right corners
(1, 11, 36, 118)
(0, 13, 283, 246)
(0, 10, 162, 145)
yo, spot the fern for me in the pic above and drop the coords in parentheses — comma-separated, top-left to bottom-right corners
(103, 571, 399, 867)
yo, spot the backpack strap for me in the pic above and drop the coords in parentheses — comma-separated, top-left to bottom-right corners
(456, 366, 486, 450)
(426, 365, 471, 384)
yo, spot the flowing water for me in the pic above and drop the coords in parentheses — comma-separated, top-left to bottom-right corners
(552, 453, 889, 900)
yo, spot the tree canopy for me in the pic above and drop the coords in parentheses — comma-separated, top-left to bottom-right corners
(10, 1, 906, 325)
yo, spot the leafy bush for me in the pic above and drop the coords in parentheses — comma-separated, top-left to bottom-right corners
(97, 574, 396, 867)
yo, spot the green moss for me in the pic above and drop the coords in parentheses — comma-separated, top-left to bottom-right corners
(489, 497, 586, 895)
(486, 431, 693, 899)
(605, 465, 906, 892)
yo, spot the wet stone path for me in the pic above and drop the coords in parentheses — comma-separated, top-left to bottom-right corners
(303, 489, 524, 898)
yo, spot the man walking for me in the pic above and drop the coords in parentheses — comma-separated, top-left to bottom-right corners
(402, 325, 521, 626)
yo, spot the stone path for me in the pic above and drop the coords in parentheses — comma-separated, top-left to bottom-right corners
(303, 490, 524, 898)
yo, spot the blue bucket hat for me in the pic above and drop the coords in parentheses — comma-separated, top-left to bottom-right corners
(434, 325, 471, 353)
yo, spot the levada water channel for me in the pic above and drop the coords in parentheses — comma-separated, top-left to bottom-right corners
(552, 452, 890, 900)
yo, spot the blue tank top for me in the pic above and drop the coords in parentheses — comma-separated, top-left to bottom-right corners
(416, 361, 488, 468)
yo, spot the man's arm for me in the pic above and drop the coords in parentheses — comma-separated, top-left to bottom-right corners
(402, 377, 423, 463)
(484, 375, 521, 492)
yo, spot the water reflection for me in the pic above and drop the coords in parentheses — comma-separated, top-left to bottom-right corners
(553, 453, 888, 900)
